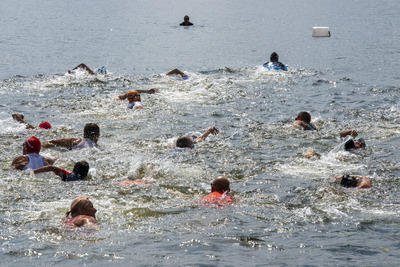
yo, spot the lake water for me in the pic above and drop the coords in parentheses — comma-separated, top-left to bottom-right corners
(1, 0, 400, 266)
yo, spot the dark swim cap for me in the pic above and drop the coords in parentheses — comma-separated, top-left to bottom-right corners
(73, 160, 89, 177)
(340, 175, 358, 188)
(270, 52, 279, 61)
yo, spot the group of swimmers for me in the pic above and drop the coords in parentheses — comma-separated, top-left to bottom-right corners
(8, 17, 370, 227)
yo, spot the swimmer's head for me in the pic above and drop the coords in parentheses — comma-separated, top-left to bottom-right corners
(184, 15, 190, 21)
(127, 90, 141, 103)
(23, 136, 41, 154)
(270, 52, 279, 62)
(73, 160, 89, 177)
(211, 176, 230, 193)
(66, 196, 96, 218)
(295, 111, 311, 123)
(83, 123, 100, 141)
(354, 138, 366, 148)
(38, 120, 51, 129)
(176, 136, 195, 149)
(340, 175, 358, 188)
(97, 66, 107, 74)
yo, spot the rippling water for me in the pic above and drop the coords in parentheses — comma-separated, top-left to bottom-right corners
(1, 0, 400, 266)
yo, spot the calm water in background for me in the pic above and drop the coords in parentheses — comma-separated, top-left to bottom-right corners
(1, 0, 400, 266)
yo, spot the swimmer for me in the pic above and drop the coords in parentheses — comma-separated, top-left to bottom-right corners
(165, 68, 189, 80)
(116, 165, 157, 186)
(67, 63, 106, 75)
(340, 129, 366, 151)
(12, 113, 51, 130)
(202, 176, 234, 205)
(334, 175, 372, 189)
(11, 136, 57, 170)
(65, 196, 97, 228)
(263, 52, 287, 71)
(292, 111, 318, 131)
(112, 88, 157, 109)
(33, 160, 89, 182)
(303, 148, 321, 159)
(41, 123, 100, 150)
(180, 15, 193, 26)
(174, 126, 219, 149)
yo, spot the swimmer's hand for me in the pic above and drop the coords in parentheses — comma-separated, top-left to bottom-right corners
(207, 126, 219, 135)
(112, 96, 120, 100)
(147, 88, 158, 94)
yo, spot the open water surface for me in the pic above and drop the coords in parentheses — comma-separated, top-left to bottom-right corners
(1, 0, 400, 266)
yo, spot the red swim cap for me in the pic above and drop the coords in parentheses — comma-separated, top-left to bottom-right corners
(38, 120, 51, 129)
(24, 136, 41, 153)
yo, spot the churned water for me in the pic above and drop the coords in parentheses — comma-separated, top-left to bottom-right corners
(1, 0, 400, 266)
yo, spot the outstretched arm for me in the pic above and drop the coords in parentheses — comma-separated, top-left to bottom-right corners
(354, 175, 372, 189)
(33, 165, 62, 175)
(68, 63, 95, 75)
(166, 68, 185, 77)
(136, 88, 158, 94)
(12, 113, 35, 129)
(196, 126, 219, 143)
(41, 138, 82, 149)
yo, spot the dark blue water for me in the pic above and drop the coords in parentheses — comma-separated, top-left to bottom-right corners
(1, 0, 400, 266)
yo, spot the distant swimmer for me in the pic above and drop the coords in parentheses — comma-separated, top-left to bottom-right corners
(340, 129, 366, 151)
(292, 111, 318, 131)
(263, 52, 287, 71)
(201, 176, 234, 206)
(65, 196, 97, 228)
(166, 68, 189, 80)
(180, 15, 193, 26)
(334, 175, 372, 189)
(33, 160, 90, 182)
(12, 113, 51, 130)
(67, 63, 107, 75)
(112, 88, 157, 109)
(41, 123, 100, 150)
(116, 165, 157, 186)
(11, 136, 57, 170)
(173, 126, 219, 149)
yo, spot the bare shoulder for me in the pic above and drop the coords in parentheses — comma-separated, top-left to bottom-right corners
(11, 155, 28, 170)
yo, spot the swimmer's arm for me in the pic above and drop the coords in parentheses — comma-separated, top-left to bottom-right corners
(355, 176, 372, 189)
(69, 63, 95, 75)
(340, 129, 358, 138)
(11, 155, 28, 170)
(292, 120, 306, 129)
(12, 113, 35, 129)
(41, 138, 82, 149)
(74, 216, 97, 227)
(196, 126, 219, 142)
(136, 88, 158, 94)
(33, 165, 62, 175)
(43, 155, 60, 166)
(113, 93, 127, 100)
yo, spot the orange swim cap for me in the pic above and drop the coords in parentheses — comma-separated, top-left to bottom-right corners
(24, 136, 41, 153)
(38, 120, 51, 129)
(127, 90, 141, 102)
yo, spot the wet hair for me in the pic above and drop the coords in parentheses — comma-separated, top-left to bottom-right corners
(211, 176, 230, 192)
(295, 111, 311, 123)
(340, 175, 359, 188)
(176, 136, 194, 148)
(344, 139, 356, 150)
(73, 160, 89, 177)
(66, 196, 93, 218)
(270, 52, 279, 61)
(83, 123, 100, 139)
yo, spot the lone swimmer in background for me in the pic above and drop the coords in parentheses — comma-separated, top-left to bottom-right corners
(68, 63, 107, 75)
(180, 15, 193, 26)
(166, 68, 189, 80)
(113, 88, 157, 109)
(263, 52, 287, 71)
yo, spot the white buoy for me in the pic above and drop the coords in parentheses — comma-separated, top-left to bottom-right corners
(312, 27, 331, 37)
